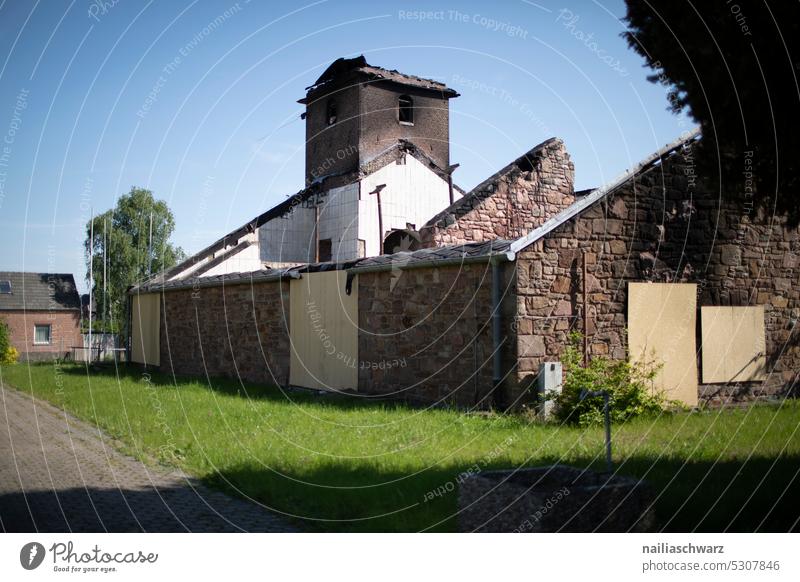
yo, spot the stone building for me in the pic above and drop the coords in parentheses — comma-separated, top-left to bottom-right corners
(0, 272, 82, 361)
(129, 57, 799, 409)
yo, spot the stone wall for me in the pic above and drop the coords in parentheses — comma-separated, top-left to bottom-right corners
(512, 143, 800, 405)
(357, 262, 515, 407)
(159, 281, 291, 386)
(420, 138, 575, 247)
(1, 310, 81, 361)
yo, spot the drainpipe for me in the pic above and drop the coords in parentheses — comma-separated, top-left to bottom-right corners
(491, 255, 503, 407)
(369, 184, 386, 253)
(447, 163, 460, 205)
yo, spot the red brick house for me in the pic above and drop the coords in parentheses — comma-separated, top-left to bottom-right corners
(0, 272, 82, 361)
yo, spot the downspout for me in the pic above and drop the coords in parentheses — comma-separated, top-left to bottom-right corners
(491, 255, 504, 408)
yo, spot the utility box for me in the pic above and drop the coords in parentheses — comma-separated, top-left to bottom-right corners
(537, 361, 562, 419)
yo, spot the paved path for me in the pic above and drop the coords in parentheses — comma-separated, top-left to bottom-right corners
(0, 382, 295, 532)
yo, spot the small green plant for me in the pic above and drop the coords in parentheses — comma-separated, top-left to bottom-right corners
(0, 320, 17, 365)
(553, 332, 668, 426)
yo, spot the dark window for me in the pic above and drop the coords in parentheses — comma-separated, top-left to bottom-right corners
(326, 99, 337, 126)
(0, 280, 10, 294)
(398, 95, 413, 125)
(318, 239, 332, 262)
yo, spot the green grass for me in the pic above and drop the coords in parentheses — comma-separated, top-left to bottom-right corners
(2, 362, 799, 532)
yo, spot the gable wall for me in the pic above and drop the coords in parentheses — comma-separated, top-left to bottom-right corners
(421, 139, 575, 248)
(511, 144, 800, 405)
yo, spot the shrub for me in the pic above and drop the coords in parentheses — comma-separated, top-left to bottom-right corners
(1, 346, 19, 366)
(553, 332, 669, 426)
(0, 321, 17, 365)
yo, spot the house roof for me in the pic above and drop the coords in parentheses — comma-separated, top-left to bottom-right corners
(0, 272, 81, 311)
(299, 55, 459, 104)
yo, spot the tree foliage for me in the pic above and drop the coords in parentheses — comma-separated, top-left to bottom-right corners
(623, 1, 800, 223)
(85, 187, 185, 333)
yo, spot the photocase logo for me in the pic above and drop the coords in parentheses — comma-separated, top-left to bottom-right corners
(20, 542, 46, 570)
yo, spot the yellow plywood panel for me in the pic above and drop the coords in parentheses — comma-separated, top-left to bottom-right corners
(289, 271, 358, 391)
(701, 306, 766, 383)
(628, 283, 698, 406)
(131, 293, 160, 366)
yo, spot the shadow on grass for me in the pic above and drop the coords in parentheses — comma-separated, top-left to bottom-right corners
(208, 454, 800, 533)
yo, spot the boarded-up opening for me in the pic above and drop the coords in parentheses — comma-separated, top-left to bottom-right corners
(701, 306, 766, 383)
(131, 293, 160, 366)
(289, 271, 358, 391)
(628, 283, 698, 406)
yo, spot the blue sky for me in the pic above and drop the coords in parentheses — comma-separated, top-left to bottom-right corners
(0, 0, 690, 292)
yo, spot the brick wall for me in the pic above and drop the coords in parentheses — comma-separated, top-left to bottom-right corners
(421, 138, 575, 247)
(0, 310, 81, 361)
(512, 144, 800, 405)
(356, 262, 515, 407)
(159, 281, 291, 386)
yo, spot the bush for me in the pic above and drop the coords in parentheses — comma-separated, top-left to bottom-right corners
(1, 346, 19, 366)
(0, 321, 17, 365)
(553, 332, 669, 426)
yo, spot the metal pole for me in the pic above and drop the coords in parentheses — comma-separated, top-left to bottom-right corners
(148, 211, 153, 276)
(88, 210, 93, 363)
(603, 391, 612, 472)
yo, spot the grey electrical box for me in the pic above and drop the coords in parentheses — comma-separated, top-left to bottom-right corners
(537, 362, 563, 419)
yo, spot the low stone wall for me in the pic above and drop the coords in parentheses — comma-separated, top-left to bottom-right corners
(357, 262, 516, 407)
(421, 138, 575, 247)
(512, 144, 800, 405)
(159, 281, 291, 386)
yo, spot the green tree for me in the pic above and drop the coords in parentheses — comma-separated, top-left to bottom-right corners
(85, 187, 185, 333)
(623, 1, 799, 223)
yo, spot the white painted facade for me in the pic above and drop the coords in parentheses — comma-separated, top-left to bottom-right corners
(358, 154, 454, 257)
(259, 154, 454, 263)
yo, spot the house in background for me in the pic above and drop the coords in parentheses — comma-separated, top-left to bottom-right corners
(0, 272, 82, 361)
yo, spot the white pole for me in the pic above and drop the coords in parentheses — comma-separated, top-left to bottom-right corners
(88, 210, 93, 362)
(148, 211, 153, 276)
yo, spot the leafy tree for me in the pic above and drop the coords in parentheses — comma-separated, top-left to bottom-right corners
(623, 1, 800, 223)
(85, 187, 185, 333)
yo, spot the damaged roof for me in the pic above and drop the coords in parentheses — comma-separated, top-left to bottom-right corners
(300, 55, 459, 103)
(133, 239, 511, 294)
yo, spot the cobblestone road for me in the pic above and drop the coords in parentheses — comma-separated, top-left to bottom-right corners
(0, 382, 295, 532)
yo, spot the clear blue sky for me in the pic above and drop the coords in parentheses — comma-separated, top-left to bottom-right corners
(0, 0, 690, 292)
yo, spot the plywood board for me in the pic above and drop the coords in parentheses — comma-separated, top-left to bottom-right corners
(701, 306, 766, 383)
(628, 283, 698, 406)
(289, 271, 358, 391)
(130, 293, 160, 366)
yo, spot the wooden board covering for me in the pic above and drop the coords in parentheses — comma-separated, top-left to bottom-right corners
(289, 271, 358, 391)
(130, 293, 160, 366)
(628, 283, 698, 406)
(701, 306, 766, 383)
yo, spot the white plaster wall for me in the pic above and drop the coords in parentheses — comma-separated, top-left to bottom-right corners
(317, 182, 360, 261)
(358, 154, 453, 256)
(259, 203, 316, 263)
(200, 235, 262, 277)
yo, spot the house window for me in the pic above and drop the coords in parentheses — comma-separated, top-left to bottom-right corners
(326, 99, 337, 126)
(318, 239, 332, 263)
(34, 324, 51, 345)
(398, 95, 414, 125)
(0, 280, 10, 294)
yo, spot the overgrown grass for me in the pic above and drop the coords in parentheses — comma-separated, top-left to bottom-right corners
(2, 362, 799, 532)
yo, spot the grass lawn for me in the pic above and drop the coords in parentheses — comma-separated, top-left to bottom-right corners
(2, 361, 799, 532)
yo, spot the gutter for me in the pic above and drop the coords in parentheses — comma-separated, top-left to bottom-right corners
(129, 270, 301, 295)
(346, 250, 511, 276)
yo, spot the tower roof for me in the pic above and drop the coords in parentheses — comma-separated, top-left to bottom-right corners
(299, 55, 459, 104)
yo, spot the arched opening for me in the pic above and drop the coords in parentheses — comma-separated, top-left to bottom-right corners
(383, 229, 421, 254)
(326, 99, 337, 126)
(398, 95, 414, 125)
